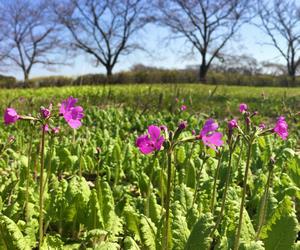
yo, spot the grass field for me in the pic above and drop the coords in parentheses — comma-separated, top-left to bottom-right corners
(2, 84, 300, 114)
(0, 84, 299, 249)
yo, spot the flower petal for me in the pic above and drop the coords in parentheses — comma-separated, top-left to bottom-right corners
(202, 132, 223, 150)
(148, 125, 161, 140)
(67, 119, 82, 129)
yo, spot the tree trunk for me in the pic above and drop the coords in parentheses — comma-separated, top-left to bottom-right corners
(287, 65, 296, 86)
(199, 64, 208, 83)
(24, 72, 29, 88)
(106, 66, 113, 84)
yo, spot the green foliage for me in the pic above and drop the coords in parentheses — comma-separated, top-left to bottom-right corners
(171, 202, 190, 250)
(0, 214, 31, 250)
(260, 197, 299, 250)
(0, 85, 299, 249)
(184, 213, 215, 250)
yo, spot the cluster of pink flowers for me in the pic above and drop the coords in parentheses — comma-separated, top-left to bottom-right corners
(273, 116, 288, 140)
(136, 125, 165, 154)
(175, 97, 187, 112)
(136, 102, 290, 155)
(197, 119, 224, 151)
(3, 96, 84, 131)
(4, 108, 19, 125)
(59, 97, 84, 129)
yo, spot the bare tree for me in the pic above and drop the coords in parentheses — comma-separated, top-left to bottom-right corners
(154, 0, 253, 82)
(0, 0, 64, 86)
(53, 0, 149, 80)
(257, 0, 300, 83)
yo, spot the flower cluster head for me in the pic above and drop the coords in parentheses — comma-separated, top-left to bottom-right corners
(239, 103, 248, 113)
(136, 125, 165, 154)
(259, 123, 266, 130)
(40, 105, 52, 119)
(198, 118, 223, 151)
(181, 105, 187, 111)
(178, 121, 188, 130)
(43, 124, 60, 134)
(228, 119, 238, 130)
(4, 108, 19, 125)
(59, 97, 84, 129)
(273, 116, 288, 140)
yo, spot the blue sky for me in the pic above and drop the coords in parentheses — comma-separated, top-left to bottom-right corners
(8, 21, 285, 80)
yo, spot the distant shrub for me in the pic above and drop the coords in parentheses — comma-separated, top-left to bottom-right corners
(0, 74, 17, 88)
(1, 66, 300, 88)
(16, 76, 74, 88)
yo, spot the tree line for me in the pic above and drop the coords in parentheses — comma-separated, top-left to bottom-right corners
(0, 0, 299, 87)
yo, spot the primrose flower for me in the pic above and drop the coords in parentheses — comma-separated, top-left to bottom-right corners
(136, 125, 165, 154)
(198, 119, 223, 151)
(200, 118, 218, 137)
(181, 105, 187, 111)
(239, 103, 248, 113)
(40, 107, 51, 119)
(52, 127, 60, 134)
(59, 97, 84, 129)
(259, 123, 266, 130)
(4, 108, 19, 125)
(228, 119, 238, 130)
(202, 132, 224, 151)
(42, 124, 49, 132)
(273, 116, 288, 140)
(178, 121, 187, 130)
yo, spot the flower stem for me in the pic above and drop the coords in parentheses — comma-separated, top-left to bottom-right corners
(160, 166, 164, 215)
(234, 141, 252, 250)
(25, 132, 33, 223)
(192, 158, 206, 207)
(210, 150, 233, 237)
(145, 157, 155, 217)
(210, 153, 223, 214)
(162, 150, 172, 250)
(38, 126, 46, 249)
(255, 161, 273, 240)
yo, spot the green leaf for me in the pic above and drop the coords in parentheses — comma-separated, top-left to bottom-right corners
(140, 215, 157, 250)
(41, 234, 64, 250)
(123, 236, 141, 250)
(240, 241, 265, 250)
(0, 214, 31, 250)
(176, 146, 186, 164)
(95, 242, 120, 250)
(96, 178, 122, 236)
(260, 197, 299, 250)
(86, 190, 104, 230)
(171, 202, 190, 250)
(123, 205, 141, 242)
(184, 213, 214, 250)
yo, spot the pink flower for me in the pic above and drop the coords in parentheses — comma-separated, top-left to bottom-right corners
(4, 108, 19, 125)
(202, 132, 224, 151)
(136, 125, 165, 154)
(273, 116, 288, 140)
(259, 123, 266, 130)
(42, 124, 49, 132)
(239, 103, 248, 113)
(198, 119, 223, 151)
(200, 118, 218, 137)
(181, 105, 187, 111)
(228, 119, 238, 130)
(178, 121, 187, 130)
(52, 127, 60, 134)
(41, 107, 51, 119)
(59, 97, 84, 129)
